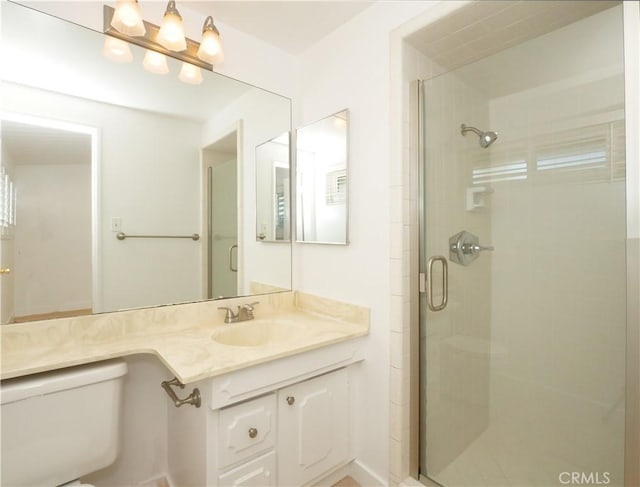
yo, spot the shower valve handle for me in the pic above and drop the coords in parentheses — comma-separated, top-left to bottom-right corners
(449, 230, 494, 266)
(468, 243, 494, 254)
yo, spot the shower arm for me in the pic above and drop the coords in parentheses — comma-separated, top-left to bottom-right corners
(460, 124, 483, 136)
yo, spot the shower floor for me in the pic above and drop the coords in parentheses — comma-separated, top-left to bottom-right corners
(428, 419, 621, 487)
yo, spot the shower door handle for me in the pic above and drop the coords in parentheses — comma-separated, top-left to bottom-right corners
(228, 244, 238, 272)
(426, 256, 448, 312)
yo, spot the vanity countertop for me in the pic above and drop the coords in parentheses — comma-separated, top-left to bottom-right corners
(0, 292, 369, 383)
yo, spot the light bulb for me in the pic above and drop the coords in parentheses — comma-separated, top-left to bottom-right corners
(111, 0, 145, 37)
(103, 36, 133, 63)
(157, 1, 187, 52)
(143, 50, 169, 74)
(179, 63, 203, 85)
(197, 16, 224, 65)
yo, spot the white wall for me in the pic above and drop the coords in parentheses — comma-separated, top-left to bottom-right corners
(84, 355, 171, 487)
(14, 163, 92, 317)
(291, 2, 445, 481)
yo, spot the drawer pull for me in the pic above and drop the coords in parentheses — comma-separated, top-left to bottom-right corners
(248, 427, 258, 439)
(286, 396, 295, 406)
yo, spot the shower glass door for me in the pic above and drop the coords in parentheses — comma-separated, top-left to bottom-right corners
(419, 5, 627, 486)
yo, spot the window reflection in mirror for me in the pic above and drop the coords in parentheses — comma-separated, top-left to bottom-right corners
(296, 110, 348, 245)
(255, 133, 290, 243)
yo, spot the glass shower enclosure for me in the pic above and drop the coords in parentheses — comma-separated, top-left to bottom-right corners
(416, 4, 627, 486)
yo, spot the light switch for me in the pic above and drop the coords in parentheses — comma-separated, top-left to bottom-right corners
(111, 217, 122, 232)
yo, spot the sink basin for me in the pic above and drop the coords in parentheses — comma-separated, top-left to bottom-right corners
(212, 320, 301, 347)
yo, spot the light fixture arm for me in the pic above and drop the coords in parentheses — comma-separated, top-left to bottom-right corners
(203, 16, 215, 32)
(164, 0, 182, 19)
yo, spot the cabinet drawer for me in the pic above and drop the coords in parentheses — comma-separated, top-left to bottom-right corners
(218, 393, 276, 468)
(218, 450, 276, 487)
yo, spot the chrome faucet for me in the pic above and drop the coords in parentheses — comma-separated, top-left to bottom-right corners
(218, 302, 259, 324)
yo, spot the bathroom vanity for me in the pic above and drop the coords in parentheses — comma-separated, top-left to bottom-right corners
(168, 344, 359, 486)
(0, 291, 368, 486)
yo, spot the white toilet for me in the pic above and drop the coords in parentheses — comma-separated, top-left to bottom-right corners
(0, 360, 128, 487)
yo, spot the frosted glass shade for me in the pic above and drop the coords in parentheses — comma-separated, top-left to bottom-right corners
(103, 36, 133, 63)
(143, 50, 169, 74)
(111, 0, 145, 37)
(157, 2, 187, 52)
(179, 63, 203, 85)
(197, 19, 224, 65)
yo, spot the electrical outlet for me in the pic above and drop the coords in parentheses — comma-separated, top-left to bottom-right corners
(111, 217, 122, 232)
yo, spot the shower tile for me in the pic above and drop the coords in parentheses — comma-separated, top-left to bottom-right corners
(390, 295, 403, 333)
(390, 402, 403, 440)
(390, 222, 403, 259)
(390, 331, 403, 368)
(390, 185, 403, 224)
(390, 258, 403, 296)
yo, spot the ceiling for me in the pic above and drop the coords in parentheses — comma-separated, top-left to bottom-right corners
(182, 1, 374, 54)
(2, 121, 92, 166)
(406, 0, 618, 74)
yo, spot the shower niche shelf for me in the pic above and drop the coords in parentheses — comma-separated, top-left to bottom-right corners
(466, 186, 493, 212)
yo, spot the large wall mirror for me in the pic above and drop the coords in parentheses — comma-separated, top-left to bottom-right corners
(0, 2, 292, 324)
(296, 110, 349, 245)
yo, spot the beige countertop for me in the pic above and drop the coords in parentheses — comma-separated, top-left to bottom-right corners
(0, 292, 369, 384)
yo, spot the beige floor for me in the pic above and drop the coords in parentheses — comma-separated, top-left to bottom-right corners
(332, 476, 361, 487)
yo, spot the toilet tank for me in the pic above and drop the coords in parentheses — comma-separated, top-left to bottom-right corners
(0, 360, 128, 487)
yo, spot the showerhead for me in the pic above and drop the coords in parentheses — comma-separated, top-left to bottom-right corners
(460, 123, 498, 148)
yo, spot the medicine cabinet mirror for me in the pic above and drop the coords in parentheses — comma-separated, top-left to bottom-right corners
(255, 133, 291, 243)
(0, 2, 291, 324)
(296, 110, 349, 245)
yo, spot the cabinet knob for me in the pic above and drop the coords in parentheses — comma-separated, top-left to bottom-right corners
(248, 427, 258, 438)
(286, 396, 295, 406)
(0, 268, 10, 275)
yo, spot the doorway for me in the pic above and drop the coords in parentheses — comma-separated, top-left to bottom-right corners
(202, 130, 239, 299)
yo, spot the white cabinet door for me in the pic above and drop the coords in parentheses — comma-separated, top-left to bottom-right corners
(218, 451, 276, 487)
(277, 368, 349, 486)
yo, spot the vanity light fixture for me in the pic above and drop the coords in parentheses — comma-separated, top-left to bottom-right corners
(197, 16, 224, 64)
(178, 62, 203, 84)
(110, 0, 145, 37)
(102, 36, 134, 63)
(103, 2, 222, 83)
(157, 0, 187, 52)
(143, 50, 169, 74)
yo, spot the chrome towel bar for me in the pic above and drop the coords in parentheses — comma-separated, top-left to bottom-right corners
(116, 232, 200, 241)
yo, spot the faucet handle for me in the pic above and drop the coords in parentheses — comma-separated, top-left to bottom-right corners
(240, 301, 259, 319)
(218, 307, 237, 323)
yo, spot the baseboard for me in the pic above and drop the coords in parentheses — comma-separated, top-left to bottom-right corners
(138, 474, 173, 487)
(399, 477, 428, 487)
(314, 460, 387, 487)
